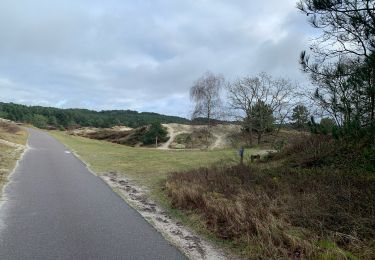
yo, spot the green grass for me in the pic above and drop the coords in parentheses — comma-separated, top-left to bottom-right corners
(50, 131, 260, 191)
(316, 240, 359, 260)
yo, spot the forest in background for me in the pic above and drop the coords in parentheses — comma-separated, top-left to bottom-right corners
(0, 102, 190, 129)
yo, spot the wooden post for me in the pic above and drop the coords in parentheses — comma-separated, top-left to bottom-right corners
(155, 136, 158, 148)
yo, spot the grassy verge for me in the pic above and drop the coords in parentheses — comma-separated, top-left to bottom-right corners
(50, 131, 260, 191)
(0, 122, 28, 195)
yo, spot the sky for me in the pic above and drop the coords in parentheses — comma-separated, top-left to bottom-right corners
(0, 0, 313, 117)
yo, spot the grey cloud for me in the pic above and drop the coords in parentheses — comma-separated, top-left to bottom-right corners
(0, 0, 313, 117)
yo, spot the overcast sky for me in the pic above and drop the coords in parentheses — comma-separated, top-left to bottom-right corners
(0, 0, 313, 117)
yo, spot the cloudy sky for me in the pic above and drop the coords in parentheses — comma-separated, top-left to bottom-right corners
(0, 0, 313, 117)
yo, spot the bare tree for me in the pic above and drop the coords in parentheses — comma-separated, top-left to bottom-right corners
(190, 72, 224, 129)
(227, 72, 294, 145)
(190, 72, 224, 148)
(227, 76, 259, 145)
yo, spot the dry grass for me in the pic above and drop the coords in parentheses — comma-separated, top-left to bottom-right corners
(0, 122, 27, 194)
(165, 136, 375, 259)
(0, 122, 25, 145)
(0, 121, 21, 134)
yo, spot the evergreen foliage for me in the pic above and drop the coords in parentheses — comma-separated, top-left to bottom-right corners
(250, 101, 275, 143)
(0, 102, 189, 129)
(141, 122, 169, 145)
(291, 105, 309, 130)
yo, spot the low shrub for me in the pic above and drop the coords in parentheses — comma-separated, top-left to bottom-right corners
(166, 160, 375, 258)
(74, 123, 169, 147)
(75, 126, 148, 146)
(0, 121, 21, 134)
(273, 134, 375, 171)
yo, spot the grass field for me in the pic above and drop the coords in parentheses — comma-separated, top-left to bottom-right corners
(0, 122, 28, 195)
(50, 131, 260, 191)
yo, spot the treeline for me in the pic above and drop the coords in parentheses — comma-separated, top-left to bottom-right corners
(0, 102, 190, 129)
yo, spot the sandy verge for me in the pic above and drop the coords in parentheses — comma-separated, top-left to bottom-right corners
(0, 142, 28, 202)
(101, 172, 235, 260)
(0, 139, 26, 150)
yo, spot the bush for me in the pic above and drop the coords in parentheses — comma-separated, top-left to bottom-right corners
(166, 165, 375, 258)
(273, 139, 286, 152)
(32, 114, 48, 129)
(141, 122, 168, 145)
(82, 126, 147, 146)
(363, 144, 375, 171)
(0, 121, 21, 134)
(277, 134, 337, 167)
(320, 117, 336, 134)
(165, 136, 375, 259)
(273, 133, 375, 172)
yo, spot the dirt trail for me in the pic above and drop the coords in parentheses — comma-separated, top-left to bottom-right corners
(158, 125, 177, 149)
(210, 124, 241, 149)
(210, 134, 226, 149)
(158, 124, 193, 149)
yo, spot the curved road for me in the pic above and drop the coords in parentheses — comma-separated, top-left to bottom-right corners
(0, 128, 185, 259)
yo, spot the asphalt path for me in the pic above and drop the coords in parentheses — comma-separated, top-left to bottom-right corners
(0, 128, 185, 260)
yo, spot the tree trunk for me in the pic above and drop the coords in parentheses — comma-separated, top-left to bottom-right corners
(370, 68, 375, 122)
(206, 106, 211, 148)
(249, 128, 253, 146)
(244, 109, 253, 147)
